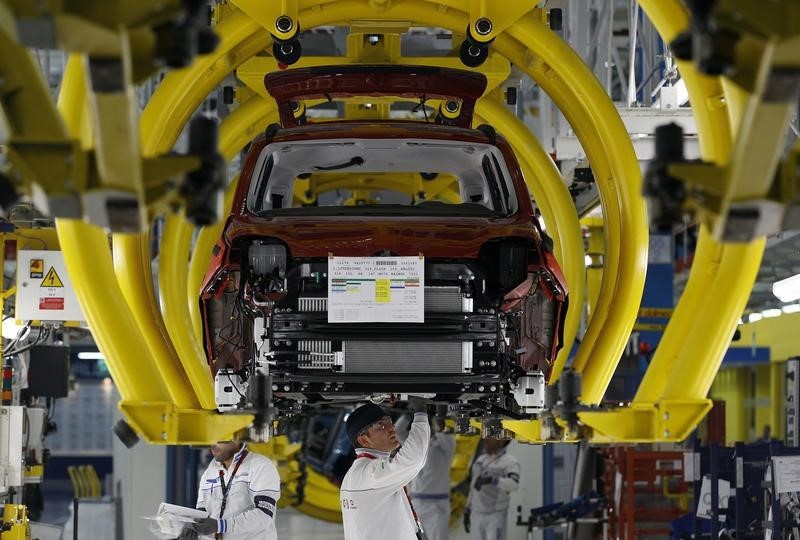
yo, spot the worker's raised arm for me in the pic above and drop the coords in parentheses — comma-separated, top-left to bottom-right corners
(365, 412, 430, 493)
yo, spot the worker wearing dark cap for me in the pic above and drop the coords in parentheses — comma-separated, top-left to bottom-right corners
(340, 399, 430, 540)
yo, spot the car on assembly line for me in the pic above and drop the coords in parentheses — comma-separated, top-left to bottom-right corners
(200, 65, 568, 434)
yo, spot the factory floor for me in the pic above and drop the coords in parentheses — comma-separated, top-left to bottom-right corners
(277, 509, 344, 539)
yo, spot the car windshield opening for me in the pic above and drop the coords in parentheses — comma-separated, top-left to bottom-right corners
(246, 138, 520, 218)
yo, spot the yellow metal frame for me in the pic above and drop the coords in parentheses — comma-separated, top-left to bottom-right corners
(0, 504, 28, 540)
(51, 0, 642, 442)
(473, 101, 583, 384)
(579, 0, 768, 441)
(493, 14, 648, 403)
(1, 1, 211, 232)
(33, 0, 783, 447)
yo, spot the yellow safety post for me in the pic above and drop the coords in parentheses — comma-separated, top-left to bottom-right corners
(80, 465, 102, 498)
(66, 466, 80, 498)
(474, 100, 584, 383)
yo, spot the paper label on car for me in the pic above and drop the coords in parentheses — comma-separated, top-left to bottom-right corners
(328, 256, 424, 323)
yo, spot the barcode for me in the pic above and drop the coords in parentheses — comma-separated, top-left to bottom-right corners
(374, 260, 397, 265)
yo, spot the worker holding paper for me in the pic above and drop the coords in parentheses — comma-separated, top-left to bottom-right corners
(178, 440, 281, 539)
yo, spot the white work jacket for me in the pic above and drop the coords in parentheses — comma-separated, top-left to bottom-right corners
(467, 448, 520, 514)
(196, 445, 281, 539)
(340, 412, 430, 540)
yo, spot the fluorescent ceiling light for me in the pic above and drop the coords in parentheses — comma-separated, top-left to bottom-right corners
(761, 308, 782, 318)
(77, 351, 105, 360)
(773, 273, 800, 302)
(782, 304, 800, 314)
(748, 312, 763, 323)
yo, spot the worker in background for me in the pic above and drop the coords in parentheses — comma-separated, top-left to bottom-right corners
(463, 438, 520, 540)
(395, 414, 457, 540)
(178, 440, 281, 539)
(340, 399, 430, 540)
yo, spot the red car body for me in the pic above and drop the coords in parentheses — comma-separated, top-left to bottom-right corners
(200, 66, 568, 422)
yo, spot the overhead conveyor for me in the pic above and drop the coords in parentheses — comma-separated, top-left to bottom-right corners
(0, 0, 796, 448)
(47, 1, 632, 442)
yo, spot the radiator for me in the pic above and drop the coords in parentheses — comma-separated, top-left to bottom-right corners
(341, 341, 471, 373)
(295, 287, 473, 372)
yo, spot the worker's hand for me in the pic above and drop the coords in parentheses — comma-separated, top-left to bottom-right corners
(406, 395, 430, 414)
(463, 507, 471, 533)
(176, 526, 199, 540)
(474, 474, 496, 490)
(189, 516, 219, 535)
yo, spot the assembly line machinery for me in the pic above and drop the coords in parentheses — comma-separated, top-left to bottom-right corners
(0, 2, 799, 528)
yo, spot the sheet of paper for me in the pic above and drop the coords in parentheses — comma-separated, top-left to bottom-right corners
(772, 456, 800, 493)
(158, 502, 208, 520)
(696, 476, 730, 521)
(328, 256, 425, 323)
(146, 503, 209, 537)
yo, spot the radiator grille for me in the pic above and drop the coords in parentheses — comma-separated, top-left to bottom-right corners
(424, 286, 470, 312)
(297, 339, 335, 369)
(342, 341, 465, 373)
(299, 297, 328, 312)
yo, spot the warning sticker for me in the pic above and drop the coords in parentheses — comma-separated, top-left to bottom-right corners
(16, 250, 85, 322)
(41, 267, 64, 288)
(39, 297, 65, 310)
(30, 259, 43, 279)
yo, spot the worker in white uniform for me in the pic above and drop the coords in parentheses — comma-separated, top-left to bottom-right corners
(463, 439, 520, 540)
(178, 441, 281, 539)
(340, 400, 430, 540)
(395, 415, 457, 540)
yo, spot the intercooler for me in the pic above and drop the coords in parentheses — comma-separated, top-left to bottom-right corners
(296, 286, 473, 373)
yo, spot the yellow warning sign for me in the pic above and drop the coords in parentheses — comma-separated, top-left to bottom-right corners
(30, 259, 44, 279)
(375, 278, 390, 303)
(41, 267, 64, 288)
